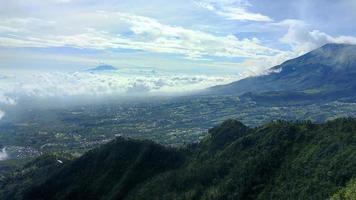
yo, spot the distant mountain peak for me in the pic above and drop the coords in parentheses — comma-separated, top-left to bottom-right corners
(87, 64, 117, 71)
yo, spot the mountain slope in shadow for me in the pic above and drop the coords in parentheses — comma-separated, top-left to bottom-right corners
(207, 44, 356, 103)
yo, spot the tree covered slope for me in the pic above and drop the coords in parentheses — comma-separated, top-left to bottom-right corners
(2, 118, 356, 200)
(129, 119, 356, 200)
(0, 153, 74, 200)
(331, 178, 356, 200)
(24, 138, 185, 200)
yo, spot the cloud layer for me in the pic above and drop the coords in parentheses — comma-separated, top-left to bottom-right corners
(0, 110, 4, 121)
(0, 69, 240, 100)
(0, 69, 241, 121)
(0, 148, 8, 161)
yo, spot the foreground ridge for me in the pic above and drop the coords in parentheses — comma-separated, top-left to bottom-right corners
(1, 118, 356, 200)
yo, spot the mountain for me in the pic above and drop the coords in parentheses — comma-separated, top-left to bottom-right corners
(207, 44, 356, 103)
(129, 119, 356, 200)
(87, 64, 118, 72)
(2, 118, 356, 200)
(0, 153, 74, 199)
(23, 138, 185, 200)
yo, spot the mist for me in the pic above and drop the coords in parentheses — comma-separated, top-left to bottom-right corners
(0, 68, 243, 123)
(0, 148, 8, 161)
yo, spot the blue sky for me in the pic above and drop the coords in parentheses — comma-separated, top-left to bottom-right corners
(1, 0, 356, 74)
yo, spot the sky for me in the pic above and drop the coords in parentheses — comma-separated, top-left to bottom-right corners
(1, 0, 356, 74)
(1, 0, 356, 116)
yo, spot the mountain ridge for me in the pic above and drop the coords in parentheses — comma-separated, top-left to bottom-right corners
(207, 43, 356, 103)
(2, 118, 356, 200)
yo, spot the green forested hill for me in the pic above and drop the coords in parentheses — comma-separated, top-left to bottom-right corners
(24, 138, 186, 200)
(0, 153, 74, 200)
(129, 119, 356, 200)
(331, 178, 356, 200)
(2, 118, 356, 200)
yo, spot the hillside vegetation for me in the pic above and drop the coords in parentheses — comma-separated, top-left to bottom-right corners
(1, 118, 356, 200)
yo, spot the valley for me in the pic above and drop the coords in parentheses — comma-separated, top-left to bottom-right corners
(1, 95, 356, 161)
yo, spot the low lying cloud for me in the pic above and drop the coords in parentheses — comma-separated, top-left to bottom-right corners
(0, 69, 240, 119)
(0, 91, 17, 121)
(0, 148, 8, 161)
(0, 70, 240, 101)
(0, 110, 4, 121)
(0, 93, 17, 105)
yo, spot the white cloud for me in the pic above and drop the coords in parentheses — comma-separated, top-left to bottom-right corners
(0, 147, 8, 161)
(0, 11, 281, 61)
(276, 19, 356, 54)
(215, 7, 273, 22)
(0, 70, 241, 100)
(0, 80, 17, 121)
(0, 94, 14, 122)
(0, 94, 16, 105)
(195, 0, 272, 22)
(0, 110, 4, 121)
